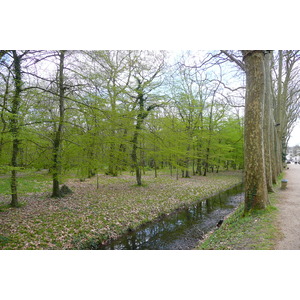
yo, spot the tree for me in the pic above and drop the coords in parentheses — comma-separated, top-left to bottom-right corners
(242, 50, 269, 211)
(82, 51, 134, 176)
(131, 78, 161, 185)
(273, 51, 300, 168)
(0, 54, 10, 163)
(129, 51, 166, 185)
(0, 51, 33, 207)
(10, 51, 23, 206)
(263, 51, 274, 192)
(51, 50, 66, 197)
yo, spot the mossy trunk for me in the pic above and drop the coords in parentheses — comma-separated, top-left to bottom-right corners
(10, 51, 22, 207)
(132, 129, 143, 186)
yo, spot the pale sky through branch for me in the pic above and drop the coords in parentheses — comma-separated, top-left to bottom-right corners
(289, 121, 300, 146)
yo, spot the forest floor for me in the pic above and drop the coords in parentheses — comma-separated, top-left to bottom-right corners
(0, 169, 242, 250)
(275, 163, 300, 250)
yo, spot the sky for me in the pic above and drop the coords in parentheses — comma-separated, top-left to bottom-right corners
(289, 121, 300, 146)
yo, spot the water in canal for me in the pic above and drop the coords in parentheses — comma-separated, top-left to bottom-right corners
(98, 184, 244, 250)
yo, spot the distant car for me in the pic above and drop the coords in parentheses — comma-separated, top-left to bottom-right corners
(287, 161, 291, 164)
(295, 161, 298, 164)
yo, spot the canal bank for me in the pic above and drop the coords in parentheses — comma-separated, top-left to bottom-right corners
(97, 184, 244, 250)
(197, 181, 282, 250)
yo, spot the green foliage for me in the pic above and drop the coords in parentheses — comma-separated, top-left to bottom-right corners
(1, 50, 245, 196)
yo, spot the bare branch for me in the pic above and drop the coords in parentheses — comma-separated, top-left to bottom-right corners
(221, 50, 245, 71)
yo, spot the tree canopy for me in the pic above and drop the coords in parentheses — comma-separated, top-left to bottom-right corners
(1, 50, 299, 210)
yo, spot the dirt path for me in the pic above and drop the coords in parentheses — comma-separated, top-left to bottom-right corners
(276, 163, 300, 250)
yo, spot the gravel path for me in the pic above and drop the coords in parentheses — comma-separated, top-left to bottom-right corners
(276, 163, 300, 250)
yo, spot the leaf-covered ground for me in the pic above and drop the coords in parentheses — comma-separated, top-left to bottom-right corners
(0, 171, 242, 250)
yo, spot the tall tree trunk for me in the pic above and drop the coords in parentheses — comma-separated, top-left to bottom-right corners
(203, 97, 214, 177)
(51, 50, 66, 197)
(131, 129, 142, 185)
(108, 143, 118, 177)
(0, 72, 9, 161)
(242, 50, 269, 212)
(203, 148, 209, 177)
(184, 144, 191, 178)
(108, 103, 118, 177)
(270, 116, 278, 184)
(130, 78, 153, 186)
(10, 51, 22, 207)
(263, 51, 274, 192)
(275, 50, 283, 174)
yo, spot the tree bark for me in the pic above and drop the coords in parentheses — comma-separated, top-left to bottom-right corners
(263, 51, 274, 192)
(203, 93, 215, 177)
(130, 77, 158, 186)
(51, 51, 66, 197)
(275, 50, 283, 174)
(10, 51, 22, 207)
(131, 129, 142, 186)
(0, 72, 10, 161)
(131, 79, 146, 186)
(242, 50, 269, 212)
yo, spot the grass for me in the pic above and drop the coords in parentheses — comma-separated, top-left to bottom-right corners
(197, 185, 282, 250)
(0, 169, 243, 250)
(0, 172, 51, 195)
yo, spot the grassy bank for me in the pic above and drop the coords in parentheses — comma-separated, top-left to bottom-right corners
(0, 170, 242, 250)
(197, 185, 282, 250)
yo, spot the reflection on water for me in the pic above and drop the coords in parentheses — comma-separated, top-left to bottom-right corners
(98, 184, 244, 250)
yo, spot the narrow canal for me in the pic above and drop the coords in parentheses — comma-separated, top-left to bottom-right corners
(98, 184, 244, 250)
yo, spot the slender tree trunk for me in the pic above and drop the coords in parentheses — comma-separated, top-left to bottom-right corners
(280, 51, 294, 168)
(154, 160, 157, 178)
(184, 144, 191, 178)
(51, 50, 66, 198)
(242, 50, 269, 212)
(169, 161, 173, 177)
(131, 124, 143, 186)
(107, 107, 118, 177)
(275, 50, 283, 174)
(203, 94, 215, 177)
(271, 56, 280, 179)
(108, 143, 118, 176)
(203, 148, 209, 176)
(0, 72, 9, 161)
(270, 117, 278, 184)
(263, 51, 274, 192)
(10, 51, 22, 207)
(203, 136, 212, 177)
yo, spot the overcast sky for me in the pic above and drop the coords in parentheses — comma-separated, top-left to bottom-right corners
(289, 121, 300, 146)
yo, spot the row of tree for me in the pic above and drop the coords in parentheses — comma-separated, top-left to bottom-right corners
(240, 50, 300, 211)
(1, 50, 299, 212)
